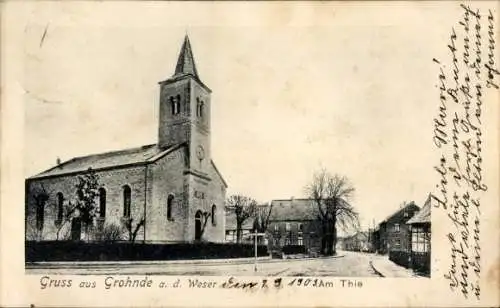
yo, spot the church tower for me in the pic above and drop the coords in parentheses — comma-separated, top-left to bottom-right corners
(158, 35, 212, 173)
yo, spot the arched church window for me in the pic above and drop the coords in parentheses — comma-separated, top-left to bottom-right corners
(36, 200, 45, 231)
(200, 101, 204, 118)
(123, 185, 131, 217)
(167, 194, 174, 220)
(99, 188, 106, 218)
(170, 96, 175, 115)
(196, 98, 200, 117)
(175, 95, 181, 114)
(195, 210, 203, 241)
(211, 204, 217, 226)
(56, 192, 64, 224)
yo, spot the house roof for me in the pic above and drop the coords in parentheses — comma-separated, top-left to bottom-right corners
(345, 231, 368, 240)
(407, 194, 431, 224)
(269, 198, 319, 221)
(379, 201, 420, 225)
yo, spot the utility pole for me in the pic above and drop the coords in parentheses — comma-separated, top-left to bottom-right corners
(251, 230, 266, 272)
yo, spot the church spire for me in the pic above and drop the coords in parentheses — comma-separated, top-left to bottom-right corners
(174, 35, 199, 78)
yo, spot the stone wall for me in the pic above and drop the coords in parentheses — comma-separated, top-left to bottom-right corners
(147, 146, 187, 242)
(25, 165, 147, 241)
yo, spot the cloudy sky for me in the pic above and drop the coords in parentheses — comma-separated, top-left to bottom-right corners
(20, 2, 497, 230)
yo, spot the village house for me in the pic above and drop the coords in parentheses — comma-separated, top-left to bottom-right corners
(25, 35, 227, 243)
(267, 198, 322, 254)
(342, 231, 372, 252)
(407, 194, 431, 276)
(373, 202, 420, 255)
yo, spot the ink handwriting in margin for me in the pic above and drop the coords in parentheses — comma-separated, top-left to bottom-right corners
(432, 4, 498, 301)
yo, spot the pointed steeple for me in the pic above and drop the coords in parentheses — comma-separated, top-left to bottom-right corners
(174, 35, 199, 78)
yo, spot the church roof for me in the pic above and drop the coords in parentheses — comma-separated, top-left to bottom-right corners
(269, 198, 319, 221)
(29, 142, 228, 188)
(28, 143, 180, 180)
(159, 35, 211, 93)
(174, 35, 199, 78)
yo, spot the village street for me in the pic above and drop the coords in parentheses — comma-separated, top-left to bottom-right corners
(27, 251, 417, 277)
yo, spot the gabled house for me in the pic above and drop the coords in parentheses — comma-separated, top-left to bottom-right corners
(343, 231, 372, 252)
(267, 198, 322, 253)
(375, 202, 420, 255)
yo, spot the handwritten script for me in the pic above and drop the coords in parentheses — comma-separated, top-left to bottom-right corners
(432, 4, 498, 301)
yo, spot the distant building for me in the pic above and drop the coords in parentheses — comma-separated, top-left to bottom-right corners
(336, 237, 345, 251)
(224, 213, 256, 244)
(267, 198, 322, 253)
(407, 194, 431, 276)
(374, 202, 420, 255)
(343, 231, 372, 252)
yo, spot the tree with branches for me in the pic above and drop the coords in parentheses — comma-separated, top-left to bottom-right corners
(225, 194, 257, 243)
(305, 169, 360, 256)
(254, 203, 273, 244)
(73, 168, 100, 241)
(55, 200, 77, 241)
(122, 216, 145, 243)
(26, 184, 50, 241)
(197, 211, 211, 241)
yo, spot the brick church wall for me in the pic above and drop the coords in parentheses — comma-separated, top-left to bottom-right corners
(182, 167, 226, 243)
(147, 147, 187, 242)
(26, 165, 147, 241)
(205, 163, 226, 242)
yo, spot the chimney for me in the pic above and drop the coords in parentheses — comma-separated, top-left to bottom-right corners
(56, 157, 62, 167)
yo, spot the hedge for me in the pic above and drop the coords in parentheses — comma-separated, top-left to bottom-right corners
(282, 245, 307, 255)
(389, 250, 411, 268)
(411, 252, 430, 276)
(25, 241, 268, 262)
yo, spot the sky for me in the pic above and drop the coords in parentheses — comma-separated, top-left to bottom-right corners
(21, 2, 481, 230)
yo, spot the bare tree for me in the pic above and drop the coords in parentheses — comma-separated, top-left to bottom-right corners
(198, 211, 211, 241)
(226, 195, 257, 243)
(254, 203, 273, 244)
(26, 184, 50, 241)
(122, 216, 145, 243)
(26, 215, 43, 241)
(305, 169, 360, 256)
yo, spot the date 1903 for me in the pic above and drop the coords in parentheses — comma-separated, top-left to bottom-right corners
(288, 278, 335, 288)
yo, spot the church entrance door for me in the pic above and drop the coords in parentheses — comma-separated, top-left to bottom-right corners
(195, 210, 202, 241)
(71, 217, 81, 241)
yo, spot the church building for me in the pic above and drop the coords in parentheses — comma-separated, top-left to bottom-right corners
(25, 35, 227, 243)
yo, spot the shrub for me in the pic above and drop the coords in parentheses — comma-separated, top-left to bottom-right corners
(93, 223, 124, 242)
(25, 241, 269, 262)
(389, 250, 411, 268)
